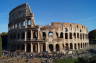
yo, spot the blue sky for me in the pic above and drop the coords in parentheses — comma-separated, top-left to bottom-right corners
(0, 0, 96, 33)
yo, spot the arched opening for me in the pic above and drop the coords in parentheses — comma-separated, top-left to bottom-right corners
(33, 44, 37, 53)
(42, 32, 46, 40)
(21, 32, 25, 39)
(65, 33, 68, 39)
(65, 28, 68, 32)
(65, 43, 69, 50)
(74, 43, 77, 49)
(83, 34, 84, 40)
(80, 33, 82, 39)
(56, 32, 59, 38)
(74, 33, 76, 38)
(83, 43, 84, 48)
(70, 43, 73, 49)
(27, 30, 31, 40)
(48, 32, 53, 37)
(60, 32, 63, 38)
(26, 43, 31, 52)
(81, 43, 82, 48)
(43, 44, 46, 52)
(56, 44, 60, 51)
(77, 33, 79, 38)
(78, 43, 80, 49)
(21, 44, 24, 51)
(49, 44, 53, 52)
(33, 31, 38, 40)
(70, 33, 72, 39)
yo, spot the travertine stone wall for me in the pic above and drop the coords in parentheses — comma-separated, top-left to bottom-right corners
(8, 3, 89, 54)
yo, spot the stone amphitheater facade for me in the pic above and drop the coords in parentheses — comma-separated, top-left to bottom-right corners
(8, 3, 89, 54)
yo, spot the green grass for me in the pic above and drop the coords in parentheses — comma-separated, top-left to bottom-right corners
(53, 58, 77, 63)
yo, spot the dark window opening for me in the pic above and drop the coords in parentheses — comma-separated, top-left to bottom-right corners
(56, 32, 58, 38)
(48, 32, 53, 36)
(27, 30, 31, 40)
(42, 32, 46, 40)
(56, 44, 60, 51)
(65, 33, 68, 39)
(74, 33, 76, 38)
(60, 32, 63, 38)
(77, 33, 79, 38)
(49, 44, 53, 52)
(65, 28, 68, 32)
(70, 33, 72, 39)
(70, 43, 73, 49)
(33, 31, 38, 40)
(21, 32, 25, 39)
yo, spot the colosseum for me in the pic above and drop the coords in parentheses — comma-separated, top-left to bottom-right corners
(8, 3, 89, 54)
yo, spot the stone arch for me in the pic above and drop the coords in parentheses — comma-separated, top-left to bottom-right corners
(74, 43, 77, 49)
(43, 44, 46, 51)
(81, 43, 82, 48)
(83, 34, 84, 40)
(77, 33, 79, 38)
(70, 33, 72, 39)
(85, 43, 87, 48)
(48, 32, 53, 36)
(65, 43, 69, 50)
(33, 31, 38, 40)
(26, 43, 31, 52)
(74, 33, 76, 38)
(56, 32, 59, 38)
(78, 43, 80, 49)
(83, 43, 85, 48)
(65, 28, 68, 32)
(49, 44, 53, 52)
(70, 43, 73, 49)
(42, 32, 46, 40)
(33, 44, 37, 53)
(27, 30, 31, 40)
(60, 32, 63, 38)
(65, 33, 68, 39)
(56, 44, 60, 51)
(80, 33, 82, 39)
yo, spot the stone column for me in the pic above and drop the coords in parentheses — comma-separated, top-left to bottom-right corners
(53, 44, 56, 52)
(46, 31, 48, 40)
(77, 43, 78, 50)
(31, 43, 33, 53)
(46, 43, 48, 52)
(38, 31, 40, 40)
(31, 30, 33, 40)
(73, 43, 74, 50)
(25, 31, 27, 41)
(25, 43, 27, 52)
(38, 43, 40, 53)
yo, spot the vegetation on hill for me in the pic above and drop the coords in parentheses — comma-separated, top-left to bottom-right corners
(53, 55, 96, 63)
(0, 37, 2, 56)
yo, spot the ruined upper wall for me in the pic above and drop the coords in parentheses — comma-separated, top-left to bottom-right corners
(41, 22, 88, 33)
(9, 3, 33, 25)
